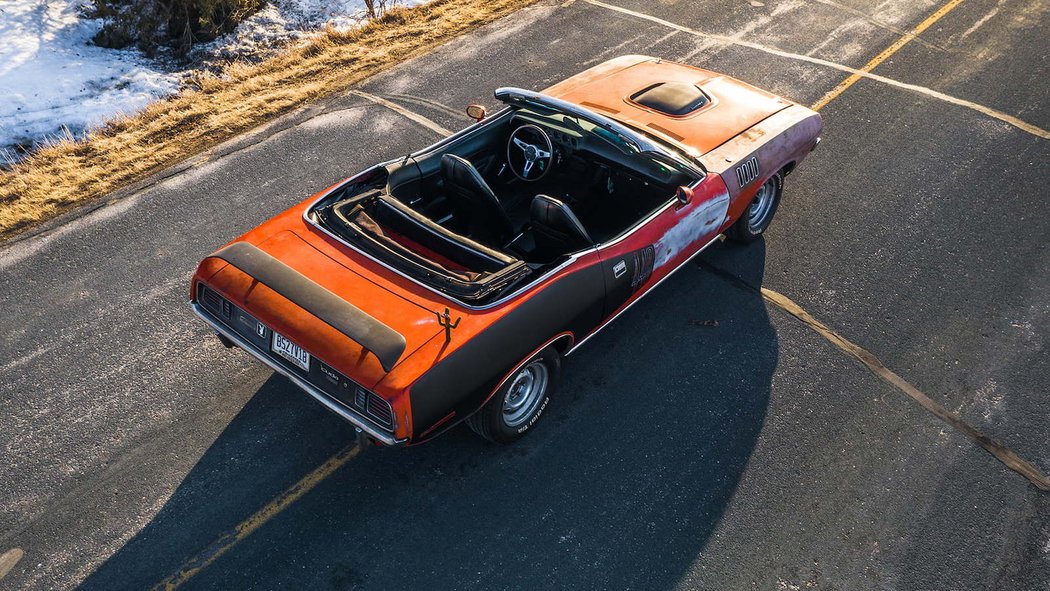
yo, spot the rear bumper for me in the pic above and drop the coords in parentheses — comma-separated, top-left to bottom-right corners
(192, 302, 408, 446)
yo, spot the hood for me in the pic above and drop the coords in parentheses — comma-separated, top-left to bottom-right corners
(547, 57, 792, 155)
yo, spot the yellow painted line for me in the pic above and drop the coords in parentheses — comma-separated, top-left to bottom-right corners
(579, 0, 1049, 140)
(809, 0, 947, 52)
(0, 548, 24, 581)
(811, 0, 965, 110)
(759, 287, 1050, 491)
(349, 90, 453, 136)
(151, 444, 361, 591)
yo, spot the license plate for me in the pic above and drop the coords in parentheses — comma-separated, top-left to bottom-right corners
(271, 331, 310, 371)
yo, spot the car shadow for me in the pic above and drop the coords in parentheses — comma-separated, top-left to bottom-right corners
(78, 240, 776, 591)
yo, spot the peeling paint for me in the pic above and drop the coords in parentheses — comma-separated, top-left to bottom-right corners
(653, 189, 729, 268)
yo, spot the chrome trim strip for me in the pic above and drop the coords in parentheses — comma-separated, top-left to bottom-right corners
(488, 332, 574, 399)
(566, 232, 725, 356)
(192, 302, 407, 446)
(735, 156, 760, 187)
(593, 176, 709, 249)
(600, 199, 675, 248)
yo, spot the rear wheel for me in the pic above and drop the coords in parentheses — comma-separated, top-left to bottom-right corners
(467, 347, 560, 444)
(728, 171, 783, 242)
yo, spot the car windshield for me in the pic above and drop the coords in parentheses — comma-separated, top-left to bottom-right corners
(614, 119, 706, 171)
(512, 100, 637, 150)
(513, 102, 701, 179)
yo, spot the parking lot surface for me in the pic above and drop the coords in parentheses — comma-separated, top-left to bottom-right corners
(1, 0, 1048, 589)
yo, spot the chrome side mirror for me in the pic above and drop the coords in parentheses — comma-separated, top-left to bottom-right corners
(466, 104, 488, 121)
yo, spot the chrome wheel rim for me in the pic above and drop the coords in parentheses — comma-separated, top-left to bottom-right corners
(502, 361, 549, 427)
(747, 178, 776, 229)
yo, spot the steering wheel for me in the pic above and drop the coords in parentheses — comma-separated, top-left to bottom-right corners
(506, 124, 554, 181)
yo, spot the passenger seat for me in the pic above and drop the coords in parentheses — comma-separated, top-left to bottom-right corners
(529, 194, 593, 259)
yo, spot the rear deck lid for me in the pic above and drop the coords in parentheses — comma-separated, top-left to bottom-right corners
(206, 230, 443, 386)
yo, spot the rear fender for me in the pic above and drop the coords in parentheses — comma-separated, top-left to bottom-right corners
(398, 252, 605, 441)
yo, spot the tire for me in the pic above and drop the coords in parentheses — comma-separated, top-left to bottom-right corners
(728, 171, 784, 242)
(466, 346, 561, 444)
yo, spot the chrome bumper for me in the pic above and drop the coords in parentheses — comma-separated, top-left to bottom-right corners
(191, 302, 407, 446)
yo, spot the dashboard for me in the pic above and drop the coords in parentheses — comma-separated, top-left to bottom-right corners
(508, 112, 693, 187)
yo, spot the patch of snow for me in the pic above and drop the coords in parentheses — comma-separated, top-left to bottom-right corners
(193, 0, 429, 63)
(0, 0, 430, 156)
(0, 0, 181, 153)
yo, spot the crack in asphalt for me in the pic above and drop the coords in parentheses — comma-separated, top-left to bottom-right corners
(381, 93, 466, 120)
(811, 0, 965, 110)
(349, 90, 453, 136)
(809, 0, 950, 53)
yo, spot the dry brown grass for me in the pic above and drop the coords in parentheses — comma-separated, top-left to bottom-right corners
(0, 0, 539, 242)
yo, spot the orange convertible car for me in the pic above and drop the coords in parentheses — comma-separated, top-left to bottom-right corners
(191, 56, 822, 445)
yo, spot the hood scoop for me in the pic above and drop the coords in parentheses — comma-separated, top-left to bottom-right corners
(629, 82, 710, 116)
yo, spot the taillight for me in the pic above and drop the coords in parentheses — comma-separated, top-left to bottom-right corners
(197, 283, 231, 319)
(365, 392, 394, 429)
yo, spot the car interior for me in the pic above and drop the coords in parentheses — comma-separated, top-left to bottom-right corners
(310, 106, 698, 303)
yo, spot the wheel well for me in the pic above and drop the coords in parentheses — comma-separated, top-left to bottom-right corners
(551, 333, 575, 355)
(782, 161, 797, 176)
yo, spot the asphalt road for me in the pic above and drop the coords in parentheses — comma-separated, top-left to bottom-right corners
(1, 0, 1048, 589)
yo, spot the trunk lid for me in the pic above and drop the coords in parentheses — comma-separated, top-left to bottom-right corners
(207, 229, 443, 387)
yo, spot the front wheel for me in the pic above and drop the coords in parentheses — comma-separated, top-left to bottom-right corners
(467, 347, 560, 444)
(728, 171, 783, 242)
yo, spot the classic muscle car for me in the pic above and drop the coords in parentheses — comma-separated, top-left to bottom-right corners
(190, 55, 822, 445)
